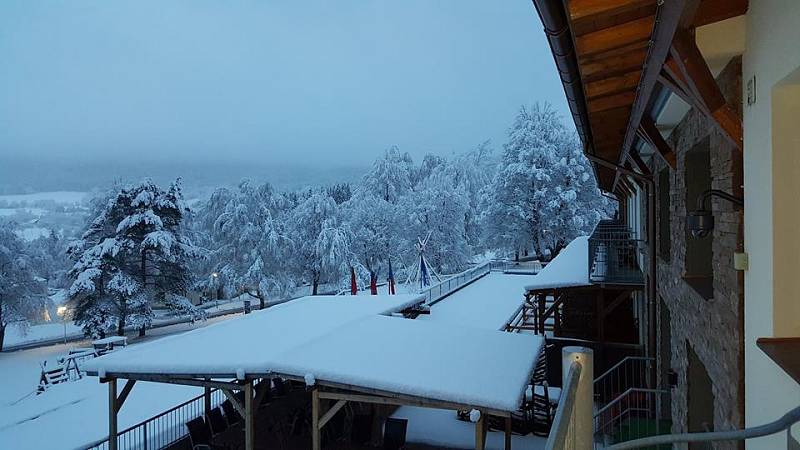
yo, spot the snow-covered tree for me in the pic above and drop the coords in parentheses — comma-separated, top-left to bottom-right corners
(67, 179, 202, 338)
(357, 146, 415, 203)
(287, 192, 353, 294)
(198, 180, 296, 308)
(341, 192, 403, 284)
(0, 222, 47, 351)
(481, 103, 606, 258)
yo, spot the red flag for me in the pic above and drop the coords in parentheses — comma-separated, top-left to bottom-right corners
(350, 267, 358, 295)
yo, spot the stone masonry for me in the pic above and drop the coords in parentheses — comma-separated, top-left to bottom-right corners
(651, 56, 744, 449)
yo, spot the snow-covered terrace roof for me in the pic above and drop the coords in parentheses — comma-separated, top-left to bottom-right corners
(85, 294, 544, 413)
(524, 236, 591, 291)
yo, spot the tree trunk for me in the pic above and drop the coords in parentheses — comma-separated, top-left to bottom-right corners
(259, 293, 265, 310)
(312, 272, 320, 295)
(139, 326, 145, 337)
(0, 324, 5, 352)
(117, 317, 125, 336)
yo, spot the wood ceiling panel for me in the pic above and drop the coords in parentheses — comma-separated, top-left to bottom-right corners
(574, 15, 655, 57)
(581, 47, 648, 82)
(588, 91, 638, 113)
(568, 0, 657, 36)
(585, 71, 640, 99)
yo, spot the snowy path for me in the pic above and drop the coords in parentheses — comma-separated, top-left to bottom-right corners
(0, 314, 235, 450)
(423, 271, 538, 330)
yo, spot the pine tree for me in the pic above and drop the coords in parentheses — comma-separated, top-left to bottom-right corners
(67, 179, 201, 338)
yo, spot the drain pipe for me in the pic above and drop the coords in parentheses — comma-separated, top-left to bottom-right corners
(586, 154, 657, 387)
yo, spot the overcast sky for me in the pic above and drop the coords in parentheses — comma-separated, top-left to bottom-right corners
(0, 0, 569, 168)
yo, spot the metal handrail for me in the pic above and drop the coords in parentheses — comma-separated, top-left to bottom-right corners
(80, 389, 223, 450)
(545, 361, 583, 450)
(594, 387, 669, 419)
(608, 405, 800, 450)
(594, 357, 654, 385)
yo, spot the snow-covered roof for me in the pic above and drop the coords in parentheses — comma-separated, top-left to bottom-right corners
(84, 293, 544, 413)
(523, 236, 591, 291)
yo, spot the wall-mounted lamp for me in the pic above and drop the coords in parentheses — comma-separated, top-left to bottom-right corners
(687, 189, 743, 238)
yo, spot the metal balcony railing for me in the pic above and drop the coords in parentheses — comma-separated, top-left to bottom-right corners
(589, 221, 645, 285)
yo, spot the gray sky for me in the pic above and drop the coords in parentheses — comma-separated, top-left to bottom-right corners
(0, 0, 569, 168)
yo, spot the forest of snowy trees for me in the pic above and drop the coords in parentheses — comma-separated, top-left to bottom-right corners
(0, 103, 612, 344)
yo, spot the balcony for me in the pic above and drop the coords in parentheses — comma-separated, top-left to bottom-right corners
(588, 221, 645, 286)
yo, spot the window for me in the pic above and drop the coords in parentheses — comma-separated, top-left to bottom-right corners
(658, 169, 671, 261)
(684, 138, 714, 299)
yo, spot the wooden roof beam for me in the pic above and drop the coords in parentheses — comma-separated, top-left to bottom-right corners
(586, 71, 641, 100)
(670, 29, 743, 150)
(628, 149, 652, 176)
(638, 116, 677, 169)
(616, 0, 701, 190)
(693, 0, 748, 28)
(588, 91, 637, 113)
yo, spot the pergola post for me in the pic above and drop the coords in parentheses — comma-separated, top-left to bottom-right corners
(312, 387, 321, 450)
(108, 378, 118, 450)
(475, 409, 487, 450)
(504, 416, 512, 450)
(244, 382, 254, 450)
(204, 386, 212, 417)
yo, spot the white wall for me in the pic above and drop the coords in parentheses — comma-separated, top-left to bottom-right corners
(742, 1, 800, 447)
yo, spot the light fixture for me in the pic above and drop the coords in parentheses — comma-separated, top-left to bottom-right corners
(57, 305, 67, 317)
(687, 189, 743, 238)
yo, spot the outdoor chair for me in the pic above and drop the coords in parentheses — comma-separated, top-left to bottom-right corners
(383, 418, 408, 450)
(221, 400, 242, 426)
(185, 416, 228, 450)
(272, 377, 287, 397)
(207, 407, 228, 435)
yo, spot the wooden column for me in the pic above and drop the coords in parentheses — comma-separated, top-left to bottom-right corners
(204, 386, 212, 417)
(504, 416, 512, 450)
(475, 410, 487, 450)
(245, 382, 254, 450)
(108, 378, 118, 450)
(312, 388, 321, 450)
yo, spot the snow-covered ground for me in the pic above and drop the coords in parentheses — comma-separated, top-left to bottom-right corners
(391, 407, 546, 450)
(0, 315, 235, 450)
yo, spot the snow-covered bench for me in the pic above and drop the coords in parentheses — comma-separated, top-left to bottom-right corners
(92, 336, 127, 355)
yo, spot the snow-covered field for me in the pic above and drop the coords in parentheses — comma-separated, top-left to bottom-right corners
(0, 316, 233, 450)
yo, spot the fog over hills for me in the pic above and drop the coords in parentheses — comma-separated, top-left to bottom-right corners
(0, 156, 368, 199)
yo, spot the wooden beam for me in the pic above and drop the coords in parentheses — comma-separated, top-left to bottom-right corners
(108, 378, 118, 450)
(670, 29, 743, 149)
(475, 410, 487, 450)
(317, 390, 511, 418)
(658, 68, 704, 110)
(601, 290, 632, 319)
(639, 116, 677, 169)
(575, 15, 655, 58)
(99, 372, 245, 391)
(693, 0, 748, 27)
(504, 416, 512, 450)
(628, 149, 652, 176)
(222, 389, 247, 419)
(617, 0, 700, 189)
(319, 399, 347, 429)
(312, 388, 320, 450)
(115, 380, 136, 414)
(245, 382, 254, 450)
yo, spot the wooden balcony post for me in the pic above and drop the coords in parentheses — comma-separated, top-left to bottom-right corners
(245, 382, 254, 450)
(108, 378, 118, 450)
(312, 387, 321, 450)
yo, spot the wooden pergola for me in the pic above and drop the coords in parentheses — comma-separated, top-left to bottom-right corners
(95, 369, 520, 450)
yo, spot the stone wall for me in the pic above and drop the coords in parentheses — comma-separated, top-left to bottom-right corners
(651, 56, 744, 448)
